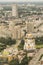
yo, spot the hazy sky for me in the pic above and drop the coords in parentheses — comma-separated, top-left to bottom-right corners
(0, 0, 43, 2)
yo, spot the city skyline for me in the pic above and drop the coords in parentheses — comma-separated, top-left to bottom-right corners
(0, 0, 43, 2)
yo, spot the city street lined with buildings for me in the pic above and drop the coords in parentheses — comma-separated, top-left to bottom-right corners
(29, 48, 43, 65)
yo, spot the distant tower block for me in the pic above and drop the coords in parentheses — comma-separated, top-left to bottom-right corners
(12, 4, 18, 18)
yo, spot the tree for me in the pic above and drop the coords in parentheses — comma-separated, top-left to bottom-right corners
(20, 55, 28, 65)
(18, 39, 25, 50)
(9, 58, 19, 65)
(0, 37, 16, 51)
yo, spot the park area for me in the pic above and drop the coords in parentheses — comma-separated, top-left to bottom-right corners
(35, 37, 43, 49)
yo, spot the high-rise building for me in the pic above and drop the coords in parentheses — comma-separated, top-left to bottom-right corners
(12, 4, 18, 18)
(26, 21, 34, 33)
(12, 26, 24, 39)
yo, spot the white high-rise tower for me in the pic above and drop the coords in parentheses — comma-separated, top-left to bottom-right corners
(12, 4, 18, 18)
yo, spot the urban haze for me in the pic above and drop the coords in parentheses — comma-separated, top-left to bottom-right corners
(0, 1, 43, 65)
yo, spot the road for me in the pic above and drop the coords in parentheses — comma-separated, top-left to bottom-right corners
(12, 40, 21, 49)
(28, 48, 43, 65)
